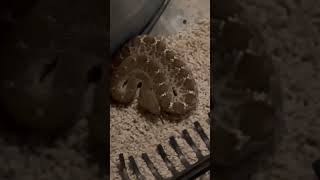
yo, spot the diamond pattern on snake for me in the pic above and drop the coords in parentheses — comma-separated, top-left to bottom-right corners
(111, 35, 198, 120)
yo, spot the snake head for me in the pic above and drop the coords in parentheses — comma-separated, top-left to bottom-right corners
(138, 88, 161, 115)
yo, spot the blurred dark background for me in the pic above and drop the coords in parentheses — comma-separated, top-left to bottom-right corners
(213, 0, 320, 179)
(0, 0, 107, 179)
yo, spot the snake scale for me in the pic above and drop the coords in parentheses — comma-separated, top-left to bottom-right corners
(111, 35, 198, 119)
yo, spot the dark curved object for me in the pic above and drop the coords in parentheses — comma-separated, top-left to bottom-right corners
(313, 159, 320, 179)
(118, 121, 210, 180)
(110, 0, 170, 55)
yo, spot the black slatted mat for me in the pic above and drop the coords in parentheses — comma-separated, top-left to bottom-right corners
(118, 120, 210, 180)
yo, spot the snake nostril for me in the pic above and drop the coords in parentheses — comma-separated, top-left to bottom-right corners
(137, 82, 142, 88)
(39, 56, 58, 82)
(172, 87, 178, 96)
(122, 80, 128, 88)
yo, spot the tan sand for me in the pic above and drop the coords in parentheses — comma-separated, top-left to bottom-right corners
(110, 18, 210, 179)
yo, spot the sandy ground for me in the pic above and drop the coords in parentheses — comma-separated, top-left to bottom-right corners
(110, 18, 210, 179)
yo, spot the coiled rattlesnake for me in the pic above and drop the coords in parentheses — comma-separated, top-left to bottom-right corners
(111, 35, 198, 119)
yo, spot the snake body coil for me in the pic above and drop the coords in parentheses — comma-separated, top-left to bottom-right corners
(111, 35, 198, 119)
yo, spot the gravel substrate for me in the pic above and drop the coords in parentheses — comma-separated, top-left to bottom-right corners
(110, 18, 210, 179)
